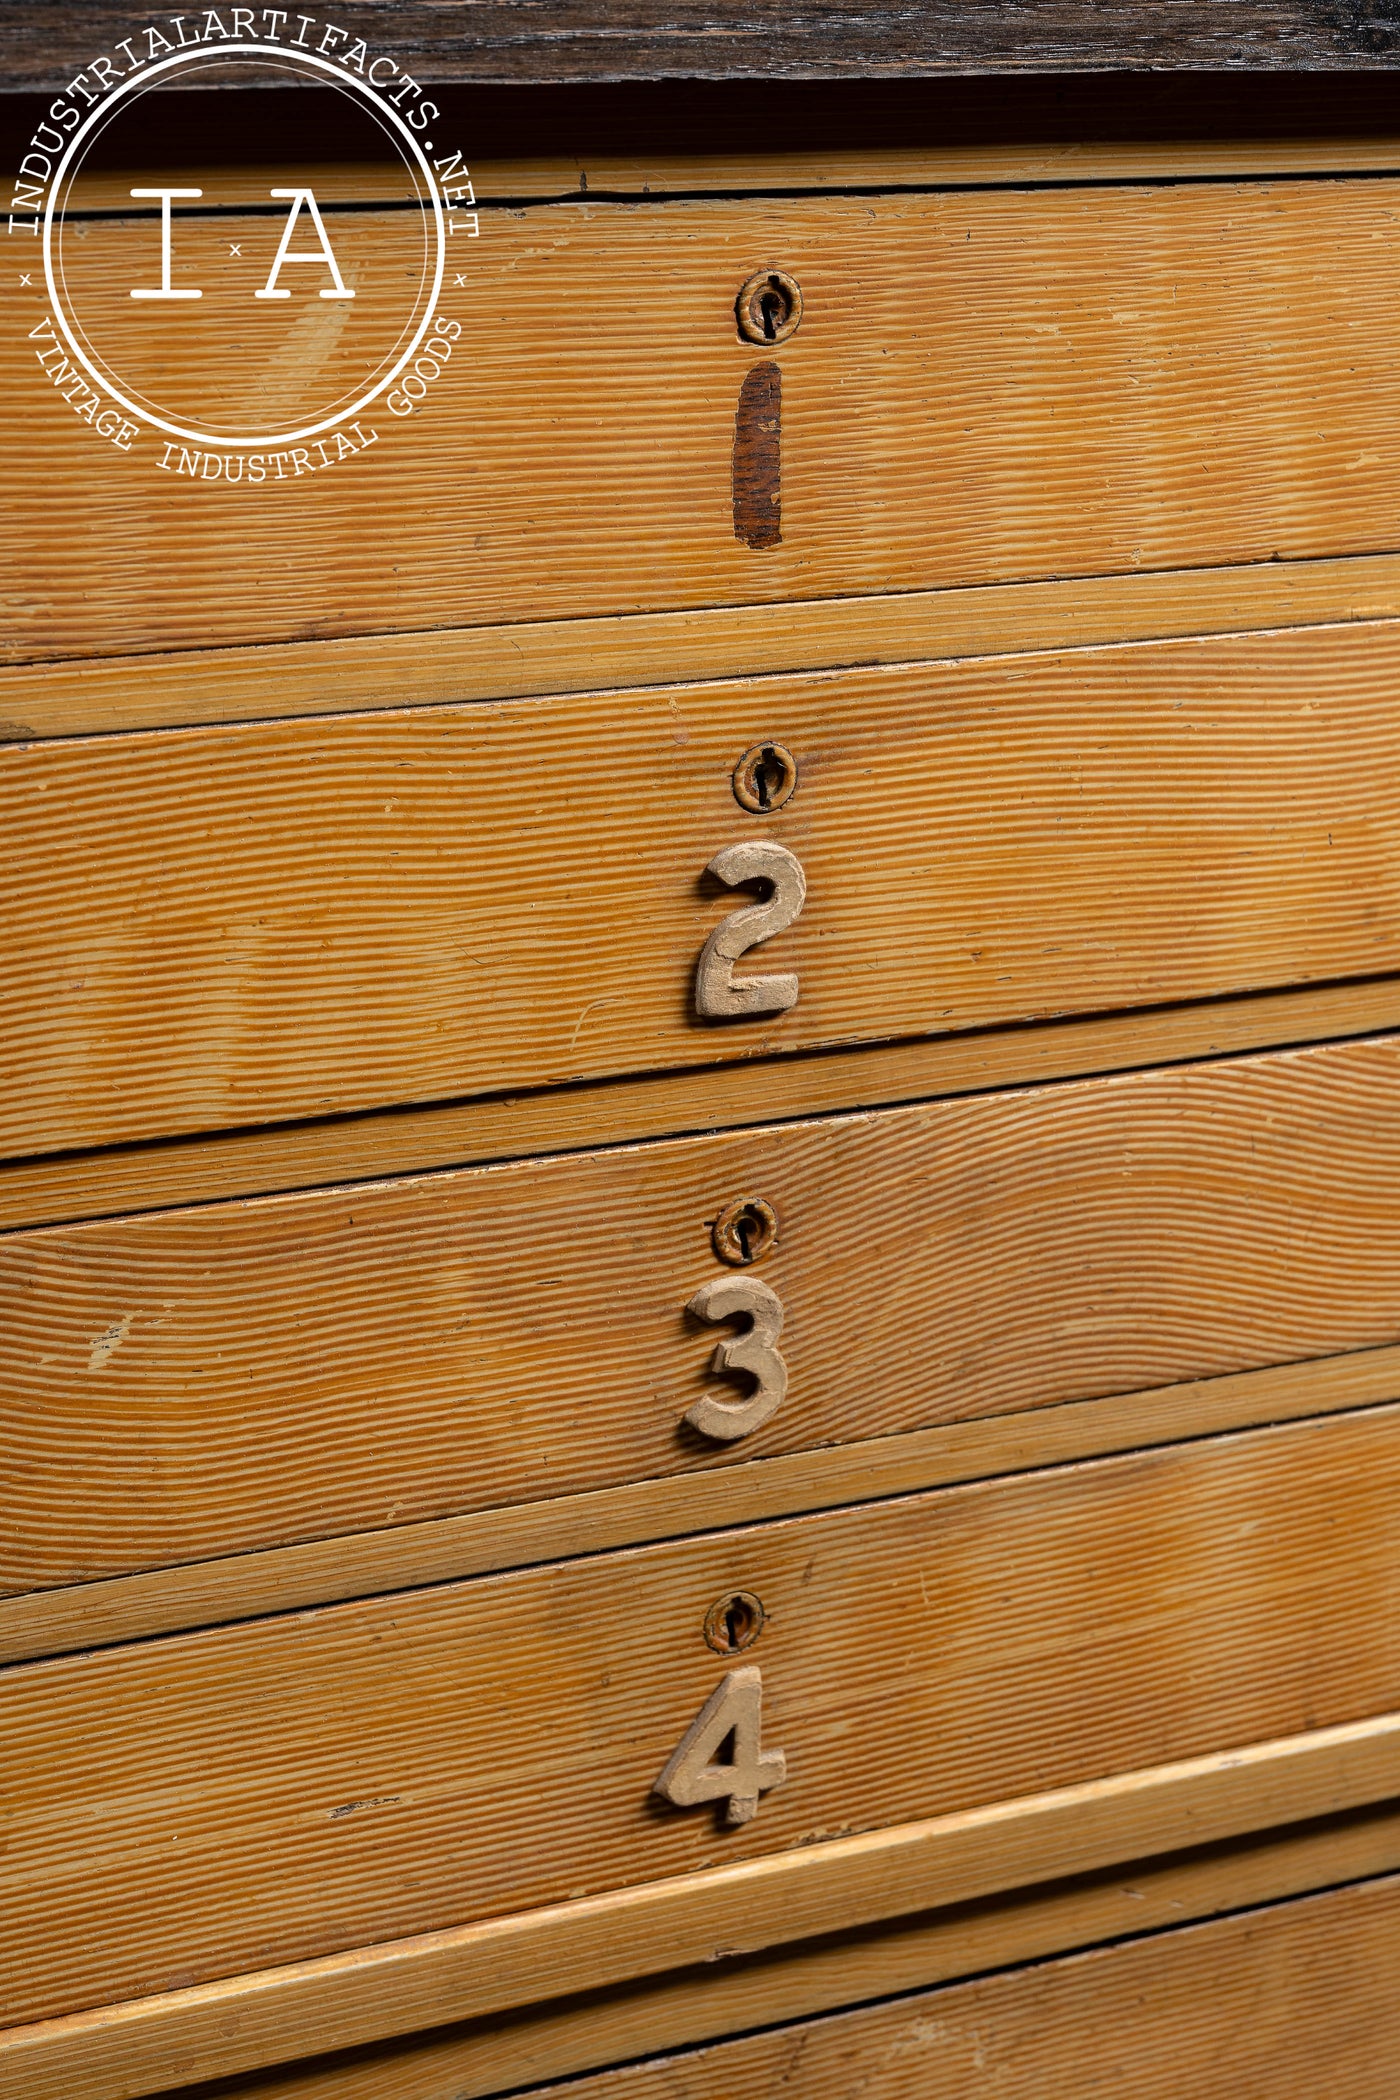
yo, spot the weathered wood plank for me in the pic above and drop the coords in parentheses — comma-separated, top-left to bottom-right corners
(6, 1710, 1400, 2100)
(3, 1409, 1400, 2031)
(3, 623, 1400, 1158)
(5, 7, 1400, 88)
(16, 180, 1400, 659)
(8, 1035, 1400, 1596)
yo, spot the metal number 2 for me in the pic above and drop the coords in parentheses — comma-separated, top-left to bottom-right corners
(694, 840, 806, 1018)
(685, 1274, 788, 1441)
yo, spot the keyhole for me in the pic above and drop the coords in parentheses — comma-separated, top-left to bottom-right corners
(705, 1589, 767, 1654)
(712, 1193, 779, 1266)
(754, 752, 782, 807)
(735, 268, 803, 347)
(732, 741, 798, 814)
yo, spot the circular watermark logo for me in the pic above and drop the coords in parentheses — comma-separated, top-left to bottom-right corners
(9, 13, 477, 482)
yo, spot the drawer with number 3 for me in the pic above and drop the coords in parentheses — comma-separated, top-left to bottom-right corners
(7, 1031, 1400, 1595)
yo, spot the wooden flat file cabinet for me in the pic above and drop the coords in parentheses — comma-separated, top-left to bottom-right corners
(6, 49, 1400, 2100)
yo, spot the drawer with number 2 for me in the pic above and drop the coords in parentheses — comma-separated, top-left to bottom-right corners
(4, 618, 1400, 1156)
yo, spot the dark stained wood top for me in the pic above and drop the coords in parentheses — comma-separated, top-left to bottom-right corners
(2, 1, 1400, 89)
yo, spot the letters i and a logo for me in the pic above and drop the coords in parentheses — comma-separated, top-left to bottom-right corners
(10, 14, 477, 483)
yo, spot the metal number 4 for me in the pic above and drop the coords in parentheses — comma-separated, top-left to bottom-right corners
(653, 1665, 787, 1826)
(685, 1275, 788, 1441)
(694, 840, 806, 1018)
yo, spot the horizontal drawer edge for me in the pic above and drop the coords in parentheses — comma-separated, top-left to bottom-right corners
(6, 1708, 1400, 2100)
(8, 556, 1400, 732)
(6, 1345, 1399, 1665)
(5, 980, 1400, 1235)
(143, 1825, 1400, 2100)
(55, 145, 1400, 213)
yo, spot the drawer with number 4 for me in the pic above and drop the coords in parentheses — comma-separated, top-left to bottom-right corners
(6, 1031, 1400, 1598)
(5, 617, 1400, 1156)
(4, 1404, 1400, 2029)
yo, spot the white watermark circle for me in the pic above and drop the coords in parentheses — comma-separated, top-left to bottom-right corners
(42, 41, 446, 449)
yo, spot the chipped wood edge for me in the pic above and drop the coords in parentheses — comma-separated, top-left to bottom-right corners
(4, 979, 1400, 1235)
(8, 554, 1400, 724)
(5, 1344, 1399, 1665)
(6, 1711, 1400, 2100)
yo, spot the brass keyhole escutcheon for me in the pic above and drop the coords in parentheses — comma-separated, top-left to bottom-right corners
(704, 1589, 767, 1656)
(733, 741, 798, 814)
(712, 1194, 779, 1266)
(736, 268, 803, 346)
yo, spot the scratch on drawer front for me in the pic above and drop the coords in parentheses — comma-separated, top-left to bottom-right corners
(87, 1312, 137, 1371)
(733, 361, 782, 549)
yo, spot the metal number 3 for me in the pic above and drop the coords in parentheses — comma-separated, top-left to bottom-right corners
(694, 840, 806, 1017)
(685, 1274, 788, 1441)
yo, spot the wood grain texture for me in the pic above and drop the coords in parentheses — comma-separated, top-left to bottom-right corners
(8, 1341, 1400, 1667)
(14, 554, 1400, 742)
(5, 975, 1400, 1236)
(145, 1817, 1400, 2100)
(6, 5, 1400, 87)
(8, 1710, 1400, 2100)
(6, 621, 1400, 1158)
(10, 1034, 1400, 1596)
(4, 1407, 1400, 2031)
(19, 179, 1400, 659)
(467, 1875, 1400, 2100)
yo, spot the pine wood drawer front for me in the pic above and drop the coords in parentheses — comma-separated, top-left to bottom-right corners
(14, 177, 1400, 662)
(9, 1033, 1400, 1596)
(477, 1876, 1400, 2100)
(4, 1406, 1399, 2028)
(7, 618, 1400, 1158)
